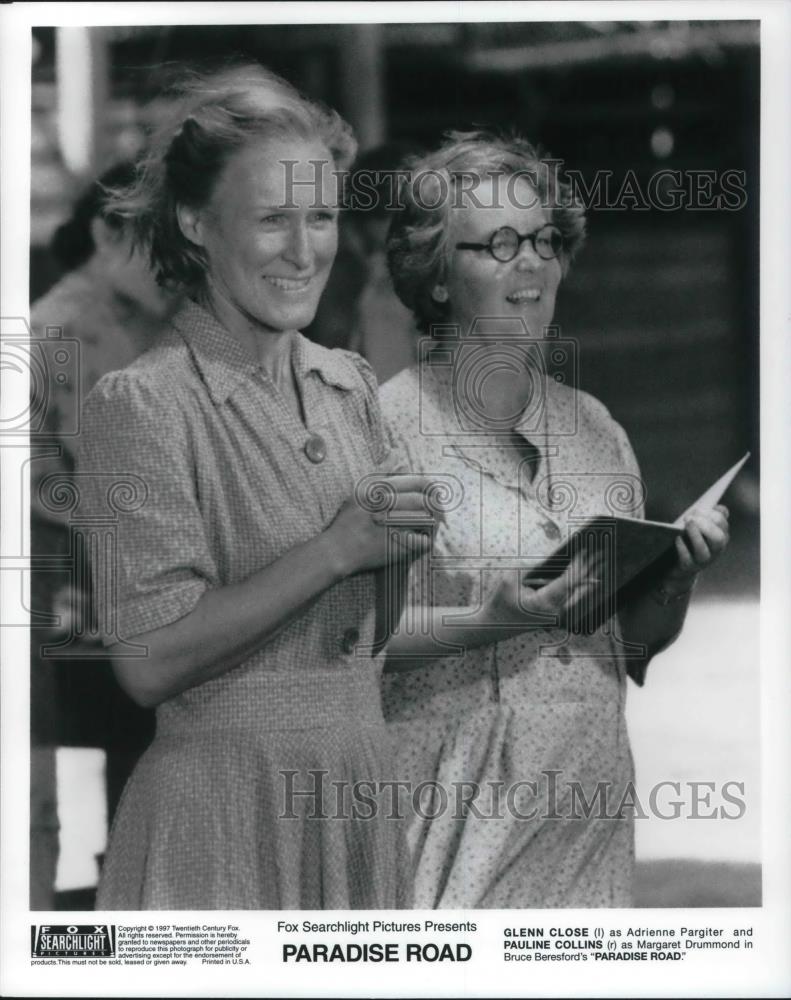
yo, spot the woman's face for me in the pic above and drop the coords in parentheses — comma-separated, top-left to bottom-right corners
(437, 175, 562, 338)
(180, 136, 338, 336)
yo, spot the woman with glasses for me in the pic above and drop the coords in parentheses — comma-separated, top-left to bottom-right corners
(381, 131, 729, 908)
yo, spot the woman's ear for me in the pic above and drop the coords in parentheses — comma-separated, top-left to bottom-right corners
(431, 283, 449, 304)
(176, 203, 205, 248)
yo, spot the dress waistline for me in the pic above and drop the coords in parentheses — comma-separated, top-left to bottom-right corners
(156, 662, 386, 734)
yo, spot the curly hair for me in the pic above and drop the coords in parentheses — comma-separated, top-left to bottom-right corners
(105, 63, 357, 292)
(386, 130, 586, 334)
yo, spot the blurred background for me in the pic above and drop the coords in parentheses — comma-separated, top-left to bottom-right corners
(29, 19, 760, 909)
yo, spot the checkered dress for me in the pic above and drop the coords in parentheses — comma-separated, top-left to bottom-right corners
(78, 301, 411, 909)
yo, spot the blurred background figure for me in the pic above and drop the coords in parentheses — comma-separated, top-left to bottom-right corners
(346, 143, 421, 382)
(307, 142, 420, 383)
(32, 161, 178, 412)
(29, 161, 180, 909)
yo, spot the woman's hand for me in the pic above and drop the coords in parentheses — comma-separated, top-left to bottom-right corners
(659, 504, 730, 598)
(477, 546, 606, 634)
(385, 544, 608, 668)
(324, 473, 444, 577)
(617, 505, 730, 669)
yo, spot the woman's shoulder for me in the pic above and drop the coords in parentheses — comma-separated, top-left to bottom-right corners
(553, 382, 639, 472)
(297, 338, 389, 401)
(308, 342, 376, 389)
(297, 340, 394, 462)
(84, 330, 194, 418)
(79, 338, 202, 472)
(552, 380, 623, 434)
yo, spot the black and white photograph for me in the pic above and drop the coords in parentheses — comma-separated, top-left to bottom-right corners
(1, 2, 790, 997)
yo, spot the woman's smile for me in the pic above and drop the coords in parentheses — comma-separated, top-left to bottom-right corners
(505, 285, 542, 304)
(263, 274, 315, 291)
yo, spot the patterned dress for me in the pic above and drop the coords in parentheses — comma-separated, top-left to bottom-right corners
(380, 362, 647, 908)
(78, 301, 410, 910)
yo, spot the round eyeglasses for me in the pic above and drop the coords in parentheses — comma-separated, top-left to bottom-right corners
(456, 223, 563, 263)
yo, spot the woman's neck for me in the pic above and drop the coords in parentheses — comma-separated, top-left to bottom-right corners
(454, 340, 547, 430)
(199, 286, 296, 380)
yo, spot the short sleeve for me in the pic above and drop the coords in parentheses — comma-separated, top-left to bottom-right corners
(77, 372, 219, 645)
(343, 351, 396, 467)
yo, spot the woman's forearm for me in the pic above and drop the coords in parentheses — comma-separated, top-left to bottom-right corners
(385, 575, 695, 674)
(384, 604, 554, 672)
(110, 530, 349, 708)
(107, 475, 438, 707)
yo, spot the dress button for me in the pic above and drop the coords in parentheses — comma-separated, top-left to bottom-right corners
(304, 433, 327, 464)
(556, 645, 572, 665)
(541, 519, 561, 541)
(340, 627, 360, 655)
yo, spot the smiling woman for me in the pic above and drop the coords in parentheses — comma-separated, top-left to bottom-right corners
(381, 131, 730, 908)
(175, 139, 340, 349)
(75, 64, 439, 910)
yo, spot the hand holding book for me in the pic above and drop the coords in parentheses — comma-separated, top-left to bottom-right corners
(521, 454, 748, 616)
(480, 544, 607, 633)
(385, 457, 747, 664)
(653, 503, 731, 603)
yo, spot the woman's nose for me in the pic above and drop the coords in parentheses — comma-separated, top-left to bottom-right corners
(283, 222, 313, 270)
(514, 239, 542, 270)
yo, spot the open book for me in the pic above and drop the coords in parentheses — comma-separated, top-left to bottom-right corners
(522, 454, 751, 619)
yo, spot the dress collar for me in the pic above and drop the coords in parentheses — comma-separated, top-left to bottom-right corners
(172, 300, 357, 405)
(293, 335, 360, 392)
(420, 359, 580, 493)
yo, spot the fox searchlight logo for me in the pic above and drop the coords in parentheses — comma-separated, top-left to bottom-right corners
(31, 924, 116, 958)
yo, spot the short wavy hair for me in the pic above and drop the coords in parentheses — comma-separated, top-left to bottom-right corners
(387, 130, 586, 334)
(106, 63, 357, 292)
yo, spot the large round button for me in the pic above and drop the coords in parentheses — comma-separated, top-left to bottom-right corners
(340, 627, 360, 655)
(304, 433, 327, 464)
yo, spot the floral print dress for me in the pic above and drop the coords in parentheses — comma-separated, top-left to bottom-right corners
(380, 362, 647, 908)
